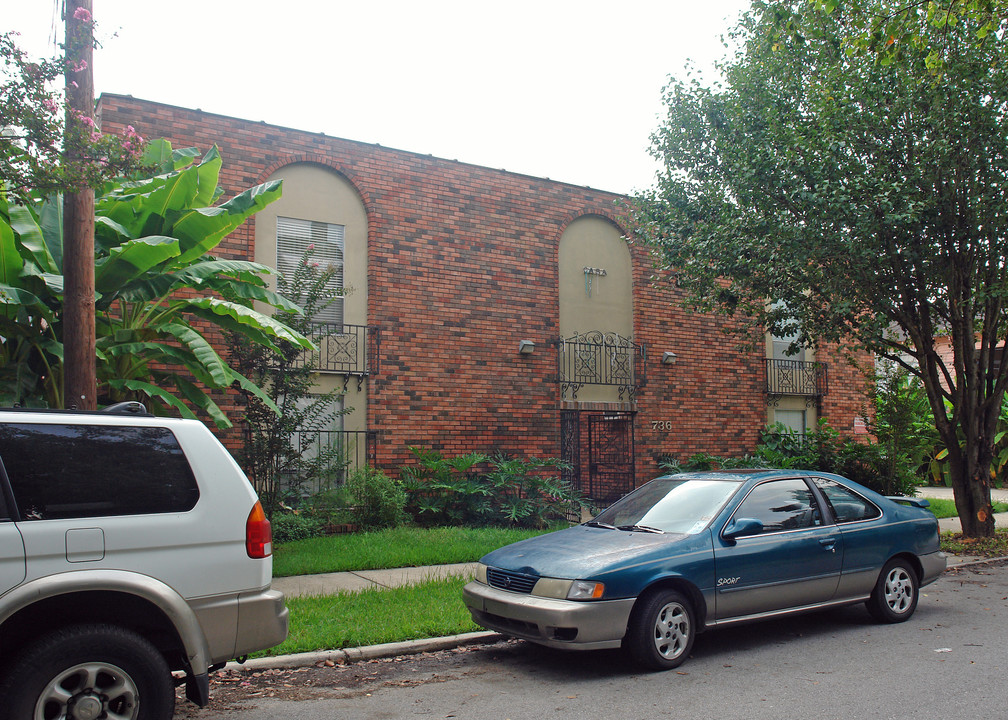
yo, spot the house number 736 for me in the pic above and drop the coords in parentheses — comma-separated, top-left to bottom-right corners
(652, 421, 673, 431)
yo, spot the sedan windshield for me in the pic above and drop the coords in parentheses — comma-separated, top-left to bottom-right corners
(592, 476, 741, 534)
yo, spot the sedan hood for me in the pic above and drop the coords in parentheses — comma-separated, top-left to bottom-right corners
(480, 525, 689, 579)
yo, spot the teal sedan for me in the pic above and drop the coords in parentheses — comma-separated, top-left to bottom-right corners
(463, 470, 945, 670)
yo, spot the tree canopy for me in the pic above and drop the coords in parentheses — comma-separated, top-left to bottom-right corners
(630, 0, 1008, 536)
(817, 0, 1008, 71)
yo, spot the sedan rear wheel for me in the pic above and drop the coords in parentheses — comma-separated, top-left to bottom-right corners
(866, 558, 919, 623)
(625, 589, 695, 670)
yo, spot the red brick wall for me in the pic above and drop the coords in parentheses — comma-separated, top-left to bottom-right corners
(97, 94, 870, 485)
(819, 341, 875, 436)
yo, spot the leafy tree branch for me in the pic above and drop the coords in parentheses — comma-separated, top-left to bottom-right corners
(630, 0, 1008, 537)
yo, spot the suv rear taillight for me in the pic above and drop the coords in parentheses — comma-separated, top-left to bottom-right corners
(246, 501, 272, 559)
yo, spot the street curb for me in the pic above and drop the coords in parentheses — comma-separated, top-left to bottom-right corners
(945, 554, 1008, 569)
(225, 631, 504, 672)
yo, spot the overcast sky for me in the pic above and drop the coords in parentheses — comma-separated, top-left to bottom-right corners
(7, 0, 751, 194)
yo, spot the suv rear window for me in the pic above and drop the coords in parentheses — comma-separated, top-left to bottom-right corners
(0, 423, 199, 520)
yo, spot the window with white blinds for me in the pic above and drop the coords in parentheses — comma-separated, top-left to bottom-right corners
(276, 216, 344, 326)
(769, 301, 807, 361)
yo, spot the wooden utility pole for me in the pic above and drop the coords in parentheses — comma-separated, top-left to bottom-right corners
(62, 0, 96, 410)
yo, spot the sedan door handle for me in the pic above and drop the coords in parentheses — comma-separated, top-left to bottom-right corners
(819, 538, 838, 553)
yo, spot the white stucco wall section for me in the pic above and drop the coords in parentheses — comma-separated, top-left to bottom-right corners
(253, 163, 369, 433)
(558, 216, 634, 404)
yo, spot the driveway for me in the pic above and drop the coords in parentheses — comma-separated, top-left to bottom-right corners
(175, 559, 1008, 720)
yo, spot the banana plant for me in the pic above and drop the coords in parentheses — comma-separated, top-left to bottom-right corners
(0, 139, 313, 426)
(929, 398, 1008, 489)
(0, 192, 63, 407)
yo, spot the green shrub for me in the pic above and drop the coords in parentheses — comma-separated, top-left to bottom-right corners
(345, 466, 407, 530)
(400, 448, 490, 527)
(303, 483, 376, 528)
(755, 421, 917, 496)
(872, 366, 938, 488)
(657, 420, 917, 497)
(399, 447, 578, 528)
(482, 454, 578, 528)
(298, 485, 356, 526)
(271, 512, 324, 543)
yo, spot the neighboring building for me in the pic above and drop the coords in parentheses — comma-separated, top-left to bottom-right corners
(97, 94, 868, 504)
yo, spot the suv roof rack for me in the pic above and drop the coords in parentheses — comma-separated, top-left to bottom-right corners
(0, 402, 152, 417)
(100, 401, 150, 416)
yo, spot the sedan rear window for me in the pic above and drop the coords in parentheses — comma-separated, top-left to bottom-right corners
(0, 423, 199, 520)
(814, 478, 881, 523)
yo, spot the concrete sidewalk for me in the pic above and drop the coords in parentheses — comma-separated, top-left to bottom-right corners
(915, 486, 1008, 533)
(914, 485, 1008, 503)
(271, 562, 479, 599)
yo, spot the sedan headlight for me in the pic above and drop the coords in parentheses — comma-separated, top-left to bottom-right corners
(475, 563, 488, 584)
(530, 577, 573, 599)
(566, 580, 605, 600)
(529, 577, 605, 600)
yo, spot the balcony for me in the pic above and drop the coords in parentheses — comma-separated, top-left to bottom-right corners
(292, 323, 380, 389)
(557, 331, 645, 402)
(765, 358, 828, 400)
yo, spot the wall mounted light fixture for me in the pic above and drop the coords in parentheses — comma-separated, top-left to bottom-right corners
(519, 340, 535, 355)
(661, 351, 677, 365)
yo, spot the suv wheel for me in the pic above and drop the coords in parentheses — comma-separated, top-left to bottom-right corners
(0, 623, 175, 720)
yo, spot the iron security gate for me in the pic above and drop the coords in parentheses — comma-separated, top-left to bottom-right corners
(560, 410, 581, 521)
(561, 410, 636, 511)
(588, 412, 635, 506)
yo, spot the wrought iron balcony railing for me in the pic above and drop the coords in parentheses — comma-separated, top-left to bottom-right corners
(765, 358, 828, 398)
(291, 323, 380, 381)
(557, 331, 645, 401)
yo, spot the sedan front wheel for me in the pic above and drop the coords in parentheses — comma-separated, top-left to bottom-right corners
(625, 589, 695, 670)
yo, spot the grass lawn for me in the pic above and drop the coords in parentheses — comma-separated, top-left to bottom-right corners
(254, 576, 478, 657)
(272, 525, 559, 577)
(925, 497, 1008, 519)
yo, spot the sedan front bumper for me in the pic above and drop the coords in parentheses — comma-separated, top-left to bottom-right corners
(462, 580, 635, 650)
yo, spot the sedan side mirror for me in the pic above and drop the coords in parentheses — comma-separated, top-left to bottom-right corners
(723, 517, 764, 542)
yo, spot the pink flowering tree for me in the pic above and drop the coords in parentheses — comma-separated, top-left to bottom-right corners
(0, 25, 145, 206)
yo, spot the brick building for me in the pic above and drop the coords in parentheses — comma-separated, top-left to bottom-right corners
(97, 94, 868, 503)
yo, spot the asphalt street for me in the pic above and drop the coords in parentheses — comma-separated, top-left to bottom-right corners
(175, 558, 1008, 720)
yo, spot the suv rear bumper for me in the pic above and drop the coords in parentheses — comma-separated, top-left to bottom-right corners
(191, 586, 289, 664)
(236, 587, 289, 658)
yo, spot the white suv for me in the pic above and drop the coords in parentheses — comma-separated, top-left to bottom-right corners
(0, 405, 288, 719)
